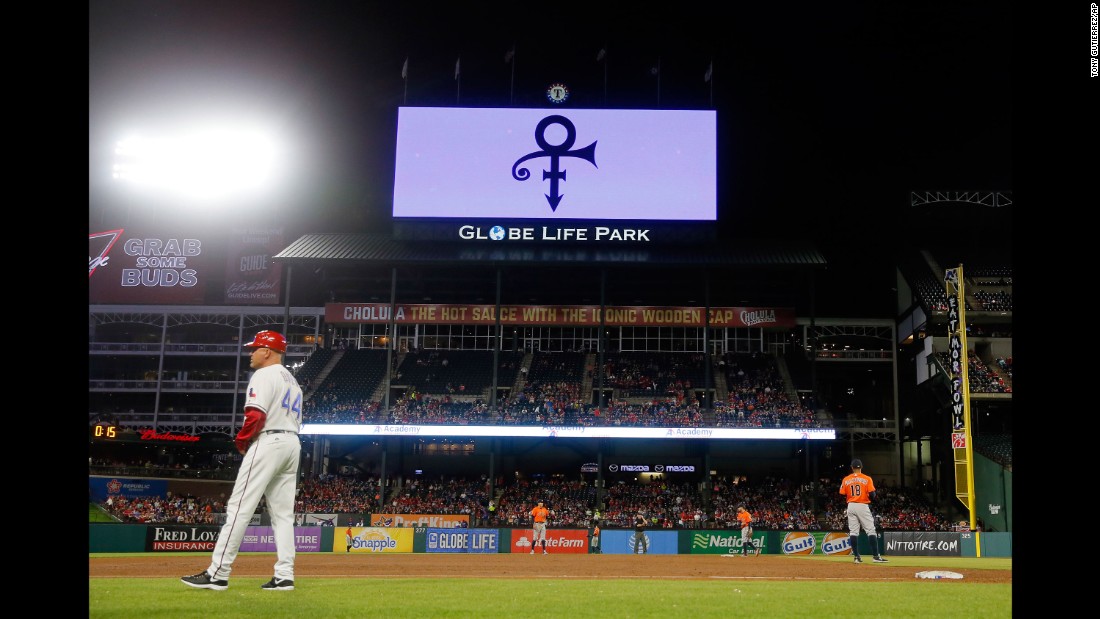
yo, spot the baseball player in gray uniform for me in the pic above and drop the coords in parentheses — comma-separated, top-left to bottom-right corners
(182, 330, 304, 591)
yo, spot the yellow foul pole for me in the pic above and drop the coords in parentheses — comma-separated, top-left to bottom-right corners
(944, 265, 979, 556)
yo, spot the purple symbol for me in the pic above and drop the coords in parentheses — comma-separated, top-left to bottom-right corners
(512, 115, 597, 211)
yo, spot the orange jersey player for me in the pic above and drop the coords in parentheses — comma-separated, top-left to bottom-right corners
(839, 459, 888, 563)
(530, 501, 549, 554)
(735, 506, 754, 556)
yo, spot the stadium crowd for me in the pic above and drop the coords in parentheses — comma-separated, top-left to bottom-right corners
(294, 350, 824, 428)
(819, 477, 956, 532)
(100, 493, 222, 525)
(95, 472, 959, 532)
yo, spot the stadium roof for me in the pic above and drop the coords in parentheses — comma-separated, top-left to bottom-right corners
(272, 232, 833, 310)
(273, 233, 828, 269)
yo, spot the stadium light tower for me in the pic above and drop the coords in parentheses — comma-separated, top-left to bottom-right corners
(111, 121, 288, 209)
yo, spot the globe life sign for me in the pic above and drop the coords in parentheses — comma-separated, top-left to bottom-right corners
(457, 224, 651, 242)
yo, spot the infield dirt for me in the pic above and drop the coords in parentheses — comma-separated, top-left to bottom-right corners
(90, 553, 1011, 583)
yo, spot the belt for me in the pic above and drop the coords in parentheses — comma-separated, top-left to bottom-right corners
(262, 429, 298, 435)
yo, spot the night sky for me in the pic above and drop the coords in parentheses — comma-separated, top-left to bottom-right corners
(86, 1, 1030, 323)
(89, 1, 1014, 247)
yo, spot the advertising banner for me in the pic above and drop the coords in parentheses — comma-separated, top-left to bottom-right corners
(303, 423, 835, 441)
(342, 527, 416, 553)
(883, 532, 961, 556)
(687, 530, 760, 555)
(600, 529, 678, 555)
(223, 227, 284, 305)
(424, 528, 499, 553)
(89, 227, 215, 304)
(89, 477, 168, 502)
(370, 514, 470, 528)
(327, 303, 795, 328)
(508, 528, 589, 554)
(142, 525, 323, 552)
(778, 531, 853, 556)
(146, 525, 221, 552)
(240, 526, 322, 552)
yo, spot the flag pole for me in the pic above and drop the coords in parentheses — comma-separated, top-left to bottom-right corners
(656, 57, 661, 108)
(509, 44, 516, 106)
(597, 46, 608, 107)
(402, 57, 409, 106)
(706, 59, 714, 108)
(455, 56, 461, 105)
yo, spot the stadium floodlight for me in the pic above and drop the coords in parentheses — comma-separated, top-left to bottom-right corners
(111, 122, 287, 207)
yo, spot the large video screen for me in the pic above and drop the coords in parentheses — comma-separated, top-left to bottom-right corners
(393, 107, 716, 222)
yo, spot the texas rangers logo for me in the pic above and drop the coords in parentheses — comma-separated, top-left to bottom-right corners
(511, 115, 597, 212)
(89, 229, 124, 277)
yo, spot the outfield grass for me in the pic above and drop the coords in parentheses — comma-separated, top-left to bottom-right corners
(90, 558, 1012, 619)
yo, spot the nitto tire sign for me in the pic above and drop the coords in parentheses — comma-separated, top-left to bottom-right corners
(883, 532, 961, 556)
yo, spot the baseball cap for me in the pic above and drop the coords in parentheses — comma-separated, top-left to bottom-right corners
(851, 458, 863, 468)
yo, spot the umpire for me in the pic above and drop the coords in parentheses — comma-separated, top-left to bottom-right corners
(633, 512, 648, 554)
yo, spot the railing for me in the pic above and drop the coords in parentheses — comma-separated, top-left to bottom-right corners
(814, 350, 892, 360)
(89, 465, 237, 481)
(831, 418, 897, 430)
(90, 342, 314, 355)
(89, 379, 241, 390)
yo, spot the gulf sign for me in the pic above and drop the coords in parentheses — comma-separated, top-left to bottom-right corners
(819, 532, 853, 556)
(780, 531, 852, 556)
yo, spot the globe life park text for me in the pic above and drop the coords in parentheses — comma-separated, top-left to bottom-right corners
(459, 224, 651, 242)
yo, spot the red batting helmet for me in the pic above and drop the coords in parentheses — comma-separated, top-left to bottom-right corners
(244, 330, 287, 353)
